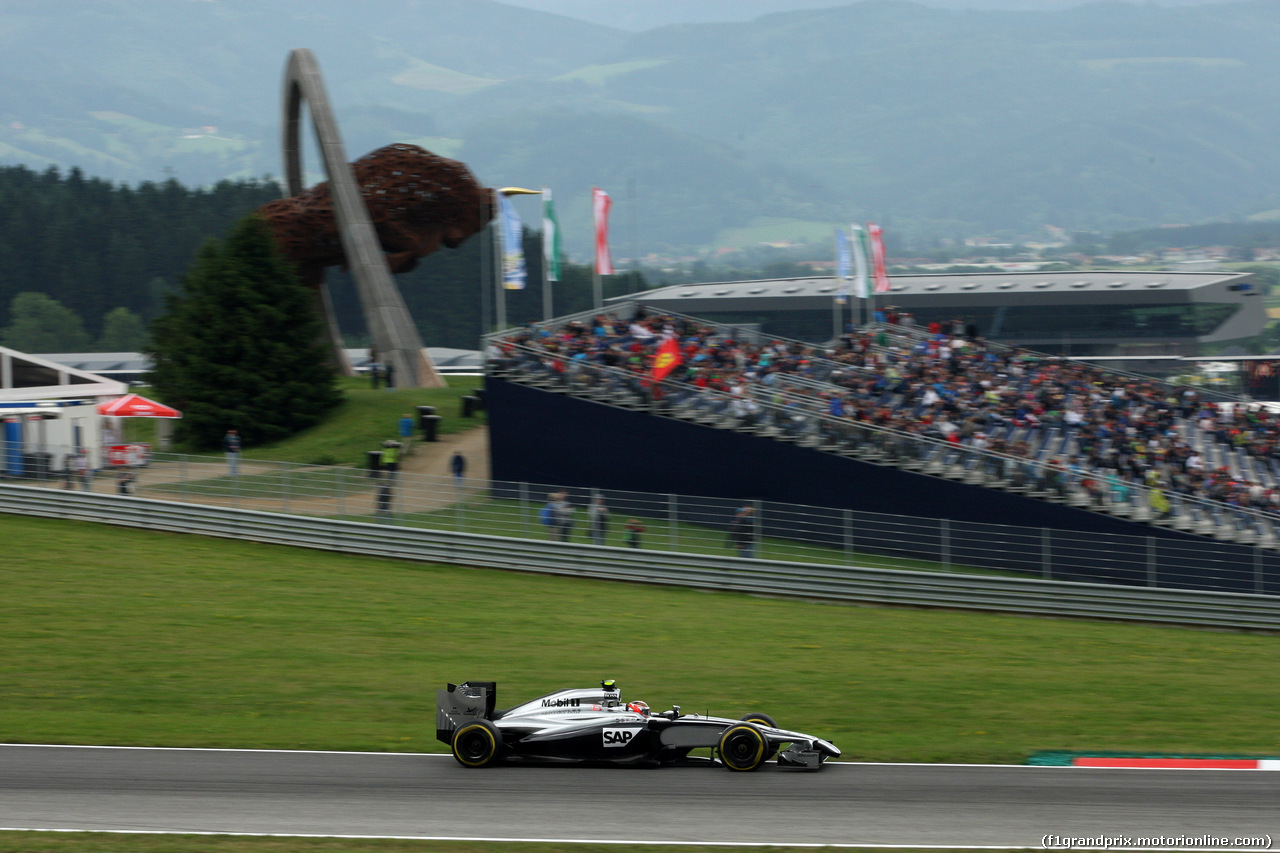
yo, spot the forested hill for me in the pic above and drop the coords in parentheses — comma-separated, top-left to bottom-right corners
(3, 1, 1280, 254)
(0, 165, 278, 345)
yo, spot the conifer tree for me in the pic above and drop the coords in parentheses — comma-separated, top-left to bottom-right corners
(148, 214, 341, 450)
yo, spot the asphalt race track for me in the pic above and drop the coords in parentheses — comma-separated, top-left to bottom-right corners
(1, 745, 1277, 847)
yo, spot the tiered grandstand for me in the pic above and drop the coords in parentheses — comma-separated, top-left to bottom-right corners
(484, 302, 1280, 552)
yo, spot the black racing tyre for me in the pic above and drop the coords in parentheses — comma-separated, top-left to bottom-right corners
(452, 719, 503, 768)
(739, 712, 779, 759)
(739, 711, 777, 729)
(718, 723, 768, 772)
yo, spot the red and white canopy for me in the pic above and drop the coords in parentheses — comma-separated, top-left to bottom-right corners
(96, 393, 182, 418)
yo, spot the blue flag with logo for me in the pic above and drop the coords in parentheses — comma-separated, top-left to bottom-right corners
(498, 192, 526, 290)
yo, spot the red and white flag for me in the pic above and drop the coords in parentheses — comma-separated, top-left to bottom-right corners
(868, 223, 891, 294)
(592, 187, 613, 276)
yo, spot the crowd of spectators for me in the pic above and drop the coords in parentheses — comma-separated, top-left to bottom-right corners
(487, 308, 1280, 525)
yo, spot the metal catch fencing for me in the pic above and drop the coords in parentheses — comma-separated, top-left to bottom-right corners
(3, 446, 1276, 597)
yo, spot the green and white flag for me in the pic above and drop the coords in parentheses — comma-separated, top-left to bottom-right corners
(542, 187, 561, 282)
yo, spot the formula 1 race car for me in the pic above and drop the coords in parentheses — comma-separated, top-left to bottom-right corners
(437, 680, 840, 771)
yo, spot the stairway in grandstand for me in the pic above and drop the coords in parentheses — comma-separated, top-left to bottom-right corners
(486, 305, 1280, 550)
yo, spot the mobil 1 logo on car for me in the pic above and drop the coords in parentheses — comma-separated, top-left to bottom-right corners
(602, 727, 642, 748)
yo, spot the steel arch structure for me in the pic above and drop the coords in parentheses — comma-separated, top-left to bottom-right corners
(281, 48, 445, 388)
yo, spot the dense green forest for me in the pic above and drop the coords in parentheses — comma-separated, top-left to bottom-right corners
(0, 165, 646, 353)
(0, 165, 278, 349)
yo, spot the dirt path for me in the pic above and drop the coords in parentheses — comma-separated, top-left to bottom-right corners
(398, 425, 490, 480)
(22, 426, 492, 522)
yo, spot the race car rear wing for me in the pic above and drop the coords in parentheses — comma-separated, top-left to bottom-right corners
(436, 681, 497, 744)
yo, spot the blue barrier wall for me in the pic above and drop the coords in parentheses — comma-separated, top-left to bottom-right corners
(486, 377, 1279, 594)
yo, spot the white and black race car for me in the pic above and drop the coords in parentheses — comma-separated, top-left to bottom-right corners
(437, 680, 840, 771)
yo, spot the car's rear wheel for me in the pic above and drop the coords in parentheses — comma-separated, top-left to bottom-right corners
(452, 719, 503, 768)
(718, 723, 768, 771)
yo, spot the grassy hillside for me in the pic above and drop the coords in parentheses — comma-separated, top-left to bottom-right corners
(124, 376, 486, 464)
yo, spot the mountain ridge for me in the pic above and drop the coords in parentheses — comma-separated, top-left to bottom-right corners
(1, 0, 1278, 256)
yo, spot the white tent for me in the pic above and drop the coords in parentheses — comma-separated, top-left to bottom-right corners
(1, 346, 129, 475)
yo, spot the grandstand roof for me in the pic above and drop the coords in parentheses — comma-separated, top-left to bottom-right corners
(622, 269, 1250, 305)
(611, 269, 1265, 355)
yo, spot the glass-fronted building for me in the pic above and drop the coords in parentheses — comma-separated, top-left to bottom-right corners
(611, 270, 1266, 357)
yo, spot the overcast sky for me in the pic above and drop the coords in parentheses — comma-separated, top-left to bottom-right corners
(501, 0, 1236, 31)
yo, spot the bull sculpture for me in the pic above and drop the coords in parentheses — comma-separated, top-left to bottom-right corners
(258, 142, 493, 289)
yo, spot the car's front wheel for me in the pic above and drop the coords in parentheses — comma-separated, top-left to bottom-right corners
(452, 719, 503, 768)
(718, 723, 768, 771)
(739, 712, 779, 759)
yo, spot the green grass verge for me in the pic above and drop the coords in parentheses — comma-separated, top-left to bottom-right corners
(366, 495, 1012, 577)
(3, 514, 1278, 766)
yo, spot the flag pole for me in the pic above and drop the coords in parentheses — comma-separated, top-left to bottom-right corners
(543, 246, 552, 320)
(493, 218, 506, 331)
(541, 188, 554, 320)
(832, 228, 842, 340)
(591, 187, 612, 311)
(479, 219, 490, 339)
(542, 221, 552, 321)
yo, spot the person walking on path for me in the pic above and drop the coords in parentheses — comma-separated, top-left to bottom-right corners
(727, 505, 758, 559)
(399, 413, 415, 455)
(450, 451, 466, 486)
(223, 429, 242, 476)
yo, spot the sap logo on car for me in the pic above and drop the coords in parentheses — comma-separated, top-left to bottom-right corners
(603, 727, 641, 747)
(542, 697, 580, 708)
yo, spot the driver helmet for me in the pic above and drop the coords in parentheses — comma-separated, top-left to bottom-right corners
(627, 700, 650, 716)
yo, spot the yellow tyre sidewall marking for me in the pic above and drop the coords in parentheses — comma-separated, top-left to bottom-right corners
(454, 723, 497, 767)
(721, 724, 765, 769)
